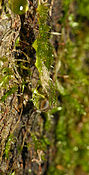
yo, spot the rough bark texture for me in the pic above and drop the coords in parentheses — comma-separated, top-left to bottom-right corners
(0, 1, 58, 174)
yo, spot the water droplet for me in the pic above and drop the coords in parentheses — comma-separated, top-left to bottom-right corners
(20, 6, 23, 11)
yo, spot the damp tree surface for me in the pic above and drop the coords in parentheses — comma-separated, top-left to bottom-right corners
(0, 0, 89, 175)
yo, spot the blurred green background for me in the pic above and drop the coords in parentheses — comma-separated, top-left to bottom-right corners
(48, 0, 89, 174)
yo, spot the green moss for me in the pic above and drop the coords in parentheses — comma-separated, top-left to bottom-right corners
(33, 4, 53, 70)
(1, 86, 18, 102)
(33, 3, 57, 107)
(9, 172, 15, 175)
(5, 134, 16, 159)
(0, 55, 18, 102)
(31, 133, 49, 151)
(32, 88, 45, 109)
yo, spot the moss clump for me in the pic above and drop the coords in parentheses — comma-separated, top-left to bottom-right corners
(33, 3, 57, 107)
(8, 0, 29, 15)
